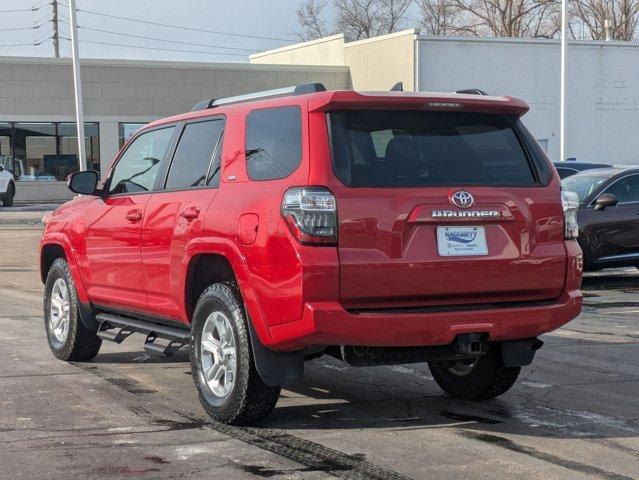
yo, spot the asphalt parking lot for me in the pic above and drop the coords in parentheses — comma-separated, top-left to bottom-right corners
(0, 206, 637, 480)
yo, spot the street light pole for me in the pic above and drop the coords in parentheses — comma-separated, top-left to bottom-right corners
(68, 0, 87, 171)
(560, 0, 567, 161)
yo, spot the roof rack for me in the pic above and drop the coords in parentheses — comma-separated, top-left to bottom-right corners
(455, 88, 488, 95)
(191, 82, 327, 111)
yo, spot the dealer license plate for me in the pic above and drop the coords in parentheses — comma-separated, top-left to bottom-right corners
(437, 226, 488, 256)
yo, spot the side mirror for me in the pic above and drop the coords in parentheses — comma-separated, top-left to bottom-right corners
(0, 165, 4, 172)
(594, 193, 618, 211)
(67, 170, 99, 195)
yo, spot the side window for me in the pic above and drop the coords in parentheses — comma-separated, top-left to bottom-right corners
(109, 127, 174, 194)
(165, 119, 224, 190)
(604, 175, 639, 203)
(245, 106, 301, 180)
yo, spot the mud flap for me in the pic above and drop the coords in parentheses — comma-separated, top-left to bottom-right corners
(78, 302, 99, 331)
(501, 338, 543, 367)
(246, 316, 304, 387)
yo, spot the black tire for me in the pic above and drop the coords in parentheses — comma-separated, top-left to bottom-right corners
(44, 258, 101, 361)
(190, 282, 280, 425)
(2, 182, 14, 207)
(428, 345, 520, 400)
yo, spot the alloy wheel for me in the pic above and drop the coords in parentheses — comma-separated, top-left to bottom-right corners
(200, 311, 237, 398)
(49, 278, 70, 343)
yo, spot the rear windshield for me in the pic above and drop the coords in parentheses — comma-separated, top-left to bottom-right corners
(329, 110, 544, 187)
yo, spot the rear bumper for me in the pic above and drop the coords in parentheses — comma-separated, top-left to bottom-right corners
(267, 289, 582, 351)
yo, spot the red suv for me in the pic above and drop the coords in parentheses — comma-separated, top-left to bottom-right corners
(40, 84, 583, 425)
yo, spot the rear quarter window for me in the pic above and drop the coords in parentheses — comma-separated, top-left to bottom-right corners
(245, 106, 302, 181)
(330, 110, 547, 187)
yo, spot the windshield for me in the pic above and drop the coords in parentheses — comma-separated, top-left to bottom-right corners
(562, 173, 610, 202)
(329, 110, 544, 187)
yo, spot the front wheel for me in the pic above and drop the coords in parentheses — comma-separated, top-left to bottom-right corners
(428, 345, 520, 400)
(2, 183, 14, 207)
(190, 282, 280, 425)
(44, 258, 101, 361)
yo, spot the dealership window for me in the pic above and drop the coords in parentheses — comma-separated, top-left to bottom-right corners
(0, 123, 13, 176)
(59, 123, 101, 172)
(1, 122, 100, 181)
(119, 123, 146, 147)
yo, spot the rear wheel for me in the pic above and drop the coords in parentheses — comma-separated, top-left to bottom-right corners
(428, 345, 520, 400)
(2, 182, 14, 207)
(190, 282, 280, 425)
(44, 258, 101, 361)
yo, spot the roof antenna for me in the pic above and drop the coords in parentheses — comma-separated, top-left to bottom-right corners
(390, 82, 403, 92)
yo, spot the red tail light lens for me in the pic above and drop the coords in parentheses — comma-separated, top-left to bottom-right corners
(281, 187, 337, 245)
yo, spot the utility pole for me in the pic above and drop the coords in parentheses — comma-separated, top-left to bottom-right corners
(560, 0, 567, 161)
(68, 0, 87, 171)
(52, 0, 60, 58)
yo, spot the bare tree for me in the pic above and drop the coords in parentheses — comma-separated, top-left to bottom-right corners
(571, 0, 639, 40)
(333, 0, 412, 40)
(451, 0, 560, 37)
(416, 0, 481, 35)
(417, 0, 455, 34)
(296, 0, 330, 40)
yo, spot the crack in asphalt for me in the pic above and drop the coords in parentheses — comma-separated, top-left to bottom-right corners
(459, 430, 634, 480)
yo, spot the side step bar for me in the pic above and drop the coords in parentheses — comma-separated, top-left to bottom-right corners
(96, 313, 190, 356)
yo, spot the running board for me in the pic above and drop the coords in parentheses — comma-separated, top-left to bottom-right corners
(96, 313, 190, 356)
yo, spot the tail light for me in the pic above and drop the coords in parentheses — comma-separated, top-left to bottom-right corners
(561, 190, 579, 239)
(281, 187, 337, 245)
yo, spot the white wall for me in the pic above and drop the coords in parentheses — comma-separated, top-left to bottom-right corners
(417, 36, 639, 164)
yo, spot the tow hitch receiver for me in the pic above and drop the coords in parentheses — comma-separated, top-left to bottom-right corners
(338, 333, 489, 367)
(501, 338, 544, 367)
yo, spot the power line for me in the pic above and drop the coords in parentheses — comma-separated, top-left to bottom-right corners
(59, 37, 248, 57)
(32, 0, 51, 9)
(0, 26, 35, 32)
(75, 7, 294, 43)
(0, 4, 48, 13)
(73, 24, 260, 52)
(35, 29, 55, 44)
(0, 42, 38, 47)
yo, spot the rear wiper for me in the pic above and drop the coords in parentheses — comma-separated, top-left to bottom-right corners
(245, 147, 265, 158)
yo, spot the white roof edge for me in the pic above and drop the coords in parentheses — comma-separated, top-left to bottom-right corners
(0, 55, 349, 71)
(249, 33, 345, 59)
(417, 34, 639, 48)
(344, 28, 421, 47)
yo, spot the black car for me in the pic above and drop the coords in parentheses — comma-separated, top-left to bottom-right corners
(553, 160, 613, 179)
(562, 167, 639, 270)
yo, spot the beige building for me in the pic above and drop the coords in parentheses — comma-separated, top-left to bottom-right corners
(0, 57, 349, 202)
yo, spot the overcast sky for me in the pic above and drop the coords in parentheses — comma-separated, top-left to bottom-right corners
(0, 0, 311, 62)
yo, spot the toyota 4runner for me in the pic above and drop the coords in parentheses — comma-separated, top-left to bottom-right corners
(40, 84, 583, 425)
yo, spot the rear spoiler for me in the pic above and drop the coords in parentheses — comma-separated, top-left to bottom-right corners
(308, 90, 529, 117)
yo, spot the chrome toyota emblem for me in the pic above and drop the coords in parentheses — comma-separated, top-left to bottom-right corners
(450, 191, 474, 209)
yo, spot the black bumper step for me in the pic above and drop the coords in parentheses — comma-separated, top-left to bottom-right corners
(96, 313, 190, 356)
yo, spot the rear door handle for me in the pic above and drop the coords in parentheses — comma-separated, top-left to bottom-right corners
(125, 209, 143, 223)
(180, 206, 200, 222)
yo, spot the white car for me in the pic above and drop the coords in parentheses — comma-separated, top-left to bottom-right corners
(0, 165, 15, 207)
